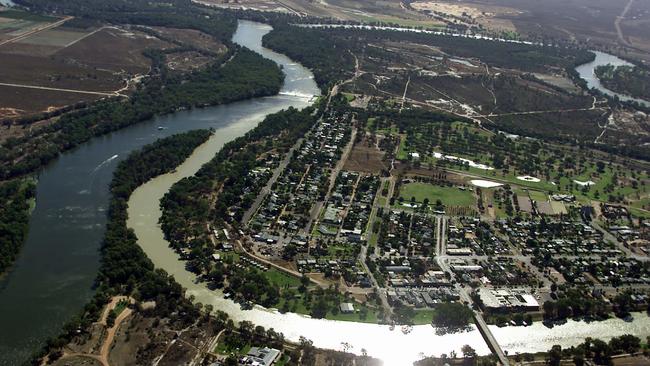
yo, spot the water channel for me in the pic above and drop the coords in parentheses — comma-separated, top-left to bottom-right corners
(574, 50, 650, 108)
(0, 20, 316, 366)
(2, 19, 649, 366)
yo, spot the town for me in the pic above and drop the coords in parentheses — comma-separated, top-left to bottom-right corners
(161, 93, 650, 365)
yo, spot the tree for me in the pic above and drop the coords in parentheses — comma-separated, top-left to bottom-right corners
(106, 311, 116, 327)
(547, 345, 561, 366)
(311, 297, 328, 319)
(300, 275, 310, 292)
(461, 344, 477, 359)
(432, 303, 473, 329)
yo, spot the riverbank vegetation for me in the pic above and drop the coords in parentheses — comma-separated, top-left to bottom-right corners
(430, 302, 474, 332)
(0, 179, 36, 276)
(595, 64, 650, 102)
(0, 47, 283, 180)
(0, 1, 286, 286)
(33, 126, 373, 366)
(2, 0, 285, 181)
(32, 130, 213, 362)
(263, 24, 594, 90)
(542, 334, 644, 366)
(158, 108, 384, 323)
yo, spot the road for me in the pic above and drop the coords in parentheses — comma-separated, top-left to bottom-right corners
(590, 220, 649, 261)
(357, 236, 392, 319)
(615, 0, 635, 47)
(306, 126, 357, 232)
(434, 216, 510, 366)
(0, 16, 73, 47)
(241, 133, 308, 227)
(359, 177, 394, 319)
(0, 82, 120, 97)
(54, 296, 134, 366)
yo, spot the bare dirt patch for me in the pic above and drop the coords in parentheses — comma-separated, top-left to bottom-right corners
(410, 1, 520, 31)
(0, 85, 103, 117)
(0, 26, 172, 121)
(166, 51, 212, 71)
(344, 137, 387, 174)
(150, 26, 226, 53)
(57, 27, 172, 75)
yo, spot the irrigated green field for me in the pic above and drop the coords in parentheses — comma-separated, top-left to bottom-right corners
(399, 182, 476, 207)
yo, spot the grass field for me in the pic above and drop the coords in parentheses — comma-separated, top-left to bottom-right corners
(342, 92, 356, 102)
(0, 9, 57, 22)
(214, 342, 251, 355)
(327, 308, 379, 323)
(411, 309, 436, 325)
(399, 182, 476, 207)
(112, 300, 129, 317)
(527, 189, 548, 202)
(265, 268, 301, 288)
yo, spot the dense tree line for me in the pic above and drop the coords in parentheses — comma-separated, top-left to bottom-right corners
(542, 287, 609, 322)
(0, 47, 283, 180)
(546, 334, 642, 366)
(3, 0, 287, 181)
(263, 24, 356, 93)
(0, 0, 287, 311)
(431, 302, 474, 331)
(31, 130, 212, 363)
(263, 24, 594, 91)
(0, 179, 36, 276)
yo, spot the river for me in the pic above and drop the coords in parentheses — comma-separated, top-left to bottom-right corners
(2, 19, 650, 366)
(574, 50, 650, 108)
(0, 20, 316, 366)
(127, 22, 650, 366)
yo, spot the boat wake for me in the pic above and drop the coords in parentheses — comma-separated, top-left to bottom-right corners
(279, 91, 315, 100)
(91, 154, 118, 173)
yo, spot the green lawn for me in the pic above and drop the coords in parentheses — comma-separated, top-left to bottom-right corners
(265, 268, 301, 288)
(275, 355, 290, 366)
(342, 92, 356, 102)
(527, 190, 548, 202)
(399, 182, 476, 207)
(367, 224, 380, 247)
(112, 300, 129, 317)
(396, 134, 409, 160)
(411, 309, 436, 325)
(327, 242, 355, 257)
(327, 304, 380, 323)
(0, 9, 57, 22)
(214, 342, 251, 355)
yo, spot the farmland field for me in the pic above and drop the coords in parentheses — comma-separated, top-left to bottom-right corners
(0, 24, 172, 121)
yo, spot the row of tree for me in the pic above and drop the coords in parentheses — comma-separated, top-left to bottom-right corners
(0, 179, 36, 275)
(1, 47, 284, 180)
(32, 130, 212, 362)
